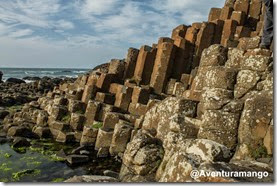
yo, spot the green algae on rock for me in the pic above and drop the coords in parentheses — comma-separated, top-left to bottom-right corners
(12, 169, 41, 181)
(52, 178, 65, 182)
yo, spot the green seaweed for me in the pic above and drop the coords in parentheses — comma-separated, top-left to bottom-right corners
(7, 105, 23, 113)
(61, 114, 71, 123)
(4, 153, 12, 158)
(12, 169, 41, 181)
(0, 163, 12, 172)
(12, 146, 27, 153)
(92, 122, 103, 129)
(52, 178, 65, 182)
(0, 178, 9, 182)
(20, 156, 37, 161)
(27, 161, 42, 167)
(29, 146, 45, 153)
(48, 154, 65, 162)
(75, 110, 85, 115)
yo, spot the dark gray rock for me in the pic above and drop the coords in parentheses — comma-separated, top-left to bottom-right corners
(0, 110, 9, 120)
(12, 137, 31, 147)
(6, 78, 26, 84)
(66, 154, 89, 165)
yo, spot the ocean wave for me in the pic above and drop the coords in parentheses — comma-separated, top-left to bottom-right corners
(73, 70, 87, 73)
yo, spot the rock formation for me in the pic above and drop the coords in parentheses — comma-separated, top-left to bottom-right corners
(0, 0, 273, 183)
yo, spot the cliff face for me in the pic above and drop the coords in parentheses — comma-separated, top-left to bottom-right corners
(2, 0, 273, 183)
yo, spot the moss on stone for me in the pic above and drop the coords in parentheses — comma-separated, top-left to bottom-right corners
(0, 178, 9, 182)
(61, 114, 71, 123)
(249, 142, 269, 159)
(75, 110, 85, 115)
(0, 163, 12, 172)
(52, 178, 65, 182)
(12, 146, 27, 153)
(48, 154, 66, 162)
(7, 105, 23, 113)
(12, 169, 41, 181)
(4, 153, 12, 158)
(92, 122, 103, 129)
(27, 161, 42, 167)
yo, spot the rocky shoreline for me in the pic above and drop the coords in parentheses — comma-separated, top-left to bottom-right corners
(0, 0, 274, 183)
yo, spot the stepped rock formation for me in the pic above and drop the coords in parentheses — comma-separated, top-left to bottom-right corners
(1, 0, 273, 183)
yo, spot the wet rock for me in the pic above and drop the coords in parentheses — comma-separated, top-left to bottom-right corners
(0, 110, 9, 120)
(80, 150, 91, 155)
(64, 175, 118, 182)
(12, 137, 31, 147)
(103, 170, 119, 179)
(66, 154, 89, 165)
(6, 78, 26, 84)
(23, 76, 41, 81)
(7, 126, 37, 138)
(57, 149, 67, 159)
(71, 146, 87, 154)
(0, 71, 3, 82)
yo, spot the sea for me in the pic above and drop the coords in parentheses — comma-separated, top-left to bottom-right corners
(0, 68, 90, 81)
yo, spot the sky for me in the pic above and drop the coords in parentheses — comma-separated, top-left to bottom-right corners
(0, 0, 225, 69)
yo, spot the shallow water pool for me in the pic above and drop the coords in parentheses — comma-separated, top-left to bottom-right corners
(0, 139, 121, 182)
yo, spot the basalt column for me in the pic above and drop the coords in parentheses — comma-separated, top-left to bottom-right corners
(150, 37, 176, 94)
(133, 45, 157, 85)
(123, 48, 140, 80)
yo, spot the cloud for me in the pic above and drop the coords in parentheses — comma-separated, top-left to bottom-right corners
(0, 0, 62, 28)
(55, 20, 75, 30)
(0, 0, 225, 68)
(81, 0, 120, 16)
(9, 29, 34, 38)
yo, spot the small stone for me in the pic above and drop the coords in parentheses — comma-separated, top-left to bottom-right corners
(66, 155, 89, 165)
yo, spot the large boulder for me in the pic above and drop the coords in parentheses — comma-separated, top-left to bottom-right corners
(199, 44, 228, 67)
(6, 78, 26, 84)
(203, 66, 237, 90)
(234, 70, 260, 98)
(201, 88, 233, 110)
(157, 139, 232, 182)
(0, 71, 3, 82)
(120, 130, 164, 182)
(234, 91, 273, 160)
(142, 97, 198, 139)
(198, 110, 240, 149)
